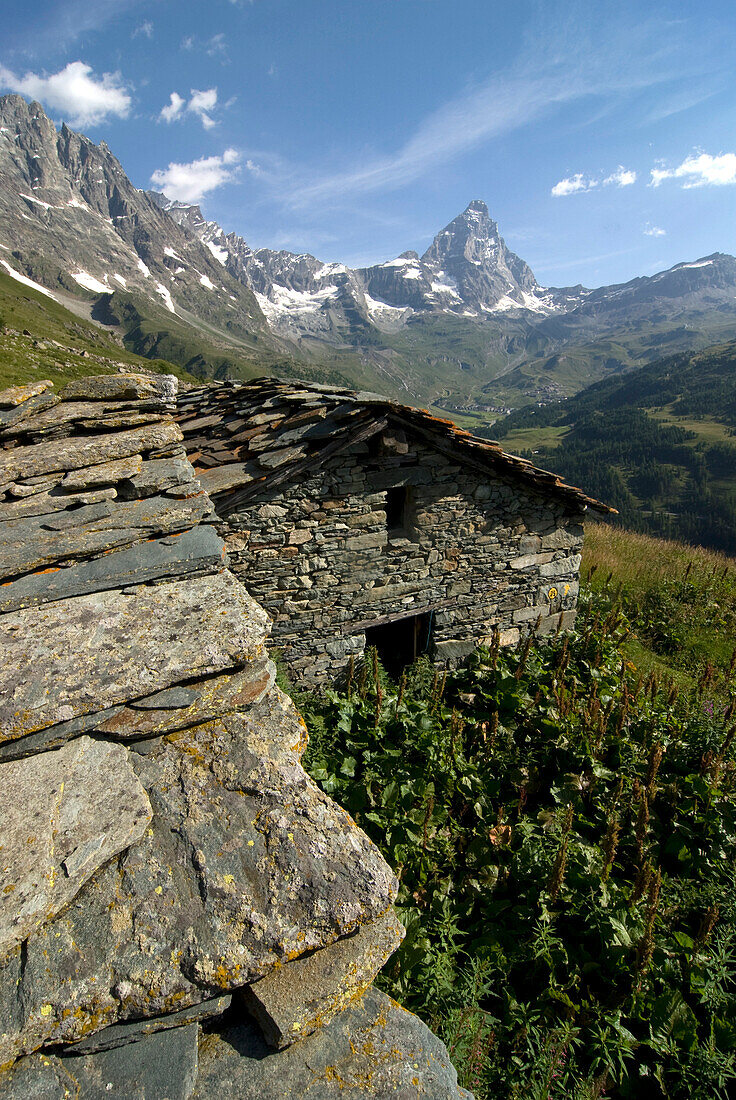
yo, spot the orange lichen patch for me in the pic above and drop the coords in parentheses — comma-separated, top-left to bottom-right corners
(323, 1065, 346, 1085)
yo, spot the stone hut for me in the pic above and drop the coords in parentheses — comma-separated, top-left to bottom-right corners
(178, 379, 612, 685)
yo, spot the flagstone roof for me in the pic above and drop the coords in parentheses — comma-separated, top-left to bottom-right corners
(177, 378, 615, 515)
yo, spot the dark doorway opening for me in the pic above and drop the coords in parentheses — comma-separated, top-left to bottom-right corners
(364, 612, 432, 680)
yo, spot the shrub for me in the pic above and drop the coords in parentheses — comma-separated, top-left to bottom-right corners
(302, 597, 736, 1098)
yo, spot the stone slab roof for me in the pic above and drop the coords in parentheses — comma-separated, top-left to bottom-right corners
(177, 378, 615, 515)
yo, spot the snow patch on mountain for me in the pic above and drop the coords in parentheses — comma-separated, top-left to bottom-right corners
(430, 273, 461, 298)
(72, 271, 111, 294)
(363, 292, 411, 323)
(255, 282, 340, 319)
(20, 193, 63, 211)
(206, 240, 228, 265)
(0, 259, 58, 300)
(316, 262, 347, 278)
(156, 283, 175, 313)
(677, 259, 715, 270)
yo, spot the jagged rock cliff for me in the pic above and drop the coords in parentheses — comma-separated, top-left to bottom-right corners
(0, 374, 471, 1097)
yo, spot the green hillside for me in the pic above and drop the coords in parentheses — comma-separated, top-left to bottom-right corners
(0, 270, 192, 388)
(493, 341, 736, 551)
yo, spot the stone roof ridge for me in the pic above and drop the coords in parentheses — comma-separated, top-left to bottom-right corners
(176, 377, 616, 515)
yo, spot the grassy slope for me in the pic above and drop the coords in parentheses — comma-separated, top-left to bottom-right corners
(493, 340, 736, 552)
(0, 270, 194, 388)
(582, 521, 736, 692)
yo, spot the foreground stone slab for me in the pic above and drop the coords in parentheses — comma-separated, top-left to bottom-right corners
(61, 454, 143, 490)
(0, 1053, 77, 1099)
(62, 996, 231, 1055)
(192, 989, 473, 1099)
(0, 690, 397, 1063)
(0, 571, 269, 747)
(60, 374, 177, 405)
(0, 525, 226, 616)
(0, 1023, 198, 1100)
(0, 380, 54, 408)
(0, 737, 152, 961)
(244, 908, 404, 1048)
(67, 1024, 198, 1099)
(0, 490, 212, 580)
(0, 421, 182, 482)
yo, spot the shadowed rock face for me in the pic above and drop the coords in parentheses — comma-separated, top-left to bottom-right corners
(192, 988, 474, 1099)
(2, 991, 473, 1099)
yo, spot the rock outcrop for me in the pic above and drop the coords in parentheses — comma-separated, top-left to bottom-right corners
(0, 374, 470, 1097)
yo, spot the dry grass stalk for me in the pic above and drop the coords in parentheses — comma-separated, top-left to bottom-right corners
(547, 804, 575, 904)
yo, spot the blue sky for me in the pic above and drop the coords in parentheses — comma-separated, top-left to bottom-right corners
(2, 0, 735, 288)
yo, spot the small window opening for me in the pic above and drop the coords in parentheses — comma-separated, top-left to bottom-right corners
(367, 434, 382, 458)
(365, 612, 433, 680)
(385, 486, 411, 536)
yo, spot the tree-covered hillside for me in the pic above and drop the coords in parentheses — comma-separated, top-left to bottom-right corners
(492, 341, 736, 551)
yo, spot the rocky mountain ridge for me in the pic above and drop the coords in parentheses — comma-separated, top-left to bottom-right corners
(0, 95, 284, 358)
(153, 193, 586, 335)
(2, 92, 736, 407)
(153, 193, 736, 339)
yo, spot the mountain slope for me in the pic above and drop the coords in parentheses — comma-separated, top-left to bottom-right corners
(156, 188, 736, 408)
(492, 340, 736, 550)
(3, 91, 736, 408)
(0, 267, 192, 389)
(0, 95, 298, 374)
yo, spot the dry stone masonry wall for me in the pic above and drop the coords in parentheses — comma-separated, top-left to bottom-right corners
(219, 434, 584, 684)
(0, 374, 471, 1098)
(176, 379, 601, 687)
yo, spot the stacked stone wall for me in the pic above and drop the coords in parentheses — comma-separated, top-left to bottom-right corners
(218, 432, 585, 683)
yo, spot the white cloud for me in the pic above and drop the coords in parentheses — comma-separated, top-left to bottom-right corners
(206, 33, 229, 60)
(150, 148, 241, 203)
(604, 165, 637, 187)
(159, 87, 218, 129)
(160, 92, 185, 124)
(552, 164, 636, 196)
(650, 151, 736, 188)
(551, 173, 597, 197)
(133, 21, 153, 39)
(644, 223, 666, 237)
(189, 88, 217, 129)
(0, 60, 131, 127)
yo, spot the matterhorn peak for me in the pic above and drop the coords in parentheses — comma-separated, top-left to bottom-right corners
(418, 199, 538, 309)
